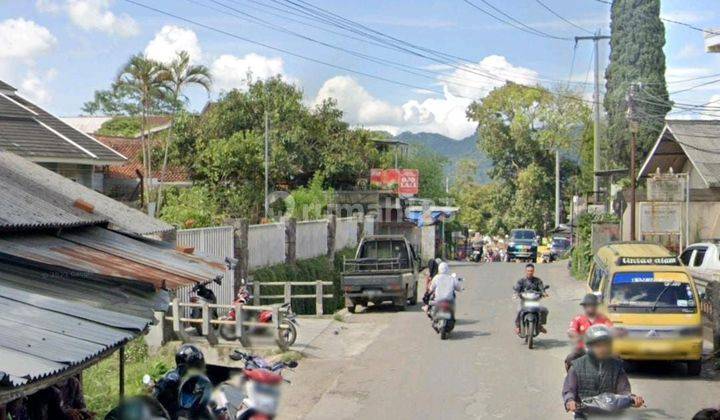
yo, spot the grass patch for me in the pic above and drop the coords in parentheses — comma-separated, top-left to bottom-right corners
(83, 338, 177, 418)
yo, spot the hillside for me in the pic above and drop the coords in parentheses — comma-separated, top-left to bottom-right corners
(393, 131, 491, 183)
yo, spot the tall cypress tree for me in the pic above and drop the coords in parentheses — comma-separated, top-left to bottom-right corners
(604, 0, 670, 168)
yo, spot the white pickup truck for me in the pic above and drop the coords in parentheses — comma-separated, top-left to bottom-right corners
(680, 241, 720, 291)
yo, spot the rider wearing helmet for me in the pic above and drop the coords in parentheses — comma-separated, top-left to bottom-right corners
(513, 263, 548, 335)
(564, 293, 613, 371)
(562, 325, 644, 418)
(154, 344, 206, 420)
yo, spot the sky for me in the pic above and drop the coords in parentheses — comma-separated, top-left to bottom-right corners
(1, 0, 718, 139)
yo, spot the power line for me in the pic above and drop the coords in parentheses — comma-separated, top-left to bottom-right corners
(535, 0, 594, 35)
(122, 0, 447, 94)
(669, 77, 720, 95)
(462, 0, 572, 41)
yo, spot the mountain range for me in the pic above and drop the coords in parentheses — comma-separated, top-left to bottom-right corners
(393, 131, 491, 183)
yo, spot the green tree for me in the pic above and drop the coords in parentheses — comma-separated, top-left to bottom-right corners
(156, 51, 212, 212)
(115, 54, 168, 207)
(399, 145, 448, 201)
(160, 186, 222, 228)
(605, 0, 670, 168)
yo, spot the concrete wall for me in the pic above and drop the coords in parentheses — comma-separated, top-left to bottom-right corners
(248, 222, 286, 269)
(296, 220, 328, 259)
(335, 216, 358, 251)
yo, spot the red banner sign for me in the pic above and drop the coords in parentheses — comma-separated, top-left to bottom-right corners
(370, 168, 419, 195)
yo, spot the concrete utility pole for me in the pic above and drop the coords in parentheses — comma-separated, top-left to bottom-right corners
(575, 32, 611, 202)
(555, 148, 561, 228)
(626, 83, 641, 241)
(264, 110, 269, 219)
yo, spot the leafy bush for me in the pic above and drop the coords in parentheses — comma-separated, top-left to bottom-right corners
(571, 212, 620, 280)
(83, 338, 177, 418)
(160, 186, 223, 229)
(251, 248, 355, 315)
(97, 116, 142, 137)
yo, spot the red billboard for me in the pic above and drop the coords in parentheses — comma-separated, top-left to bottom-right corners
(370, 169, 419, 195)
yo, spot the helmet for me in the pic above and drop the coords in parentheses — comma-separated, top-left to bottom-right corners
(438, 262, 450, 275)
(178, 374, 213, 411)
(175, 344, 205, 375)
(584, 325, 612, 346)
(580, 293, 600, 307)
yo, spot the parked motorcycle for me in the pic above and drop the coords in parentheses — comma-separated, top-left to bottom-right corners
(469, 247, 483, 263)
(220, 283, 298, 349)
(576, 393, 642, 417)
(225, 351, 298, 420)
(189, 277, 223, 335)
(517, 285, 549, 349)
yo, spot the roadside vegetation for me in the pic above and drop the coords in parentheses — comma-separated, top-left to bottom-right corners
(83, 339, 177, 418)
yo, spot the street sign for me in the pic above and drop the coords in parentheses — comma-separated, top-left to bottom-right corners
(647, 175, 686, 202)
(398, 169, 419, 195)
(640, 202, 682, 234)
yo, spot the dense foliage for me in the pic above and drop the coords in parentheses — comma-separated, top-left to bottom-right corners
(97, 116, 142, 137)
(604, 0, 670, 168)
(458, 83, 590, 234)
(570, 212, 621, 280)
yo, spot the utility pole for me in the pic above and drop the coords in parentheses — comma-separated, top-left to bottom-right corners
(264, 110, 269, 219)
(575, 31, 611, 203)
(555, 148, 561, 228)
(626, 83, 640, 241)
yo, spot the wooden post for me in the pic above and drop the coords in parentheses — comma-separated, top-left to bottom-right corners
(171, 298, 181, 333)
(233, 219, 250, 296)
(284, 282, 292, 305)
(273, 306, 281, 348)
(119, 345, 125, 400)
(201, 302, 210, 336)
(327, 214, 336, 259)
(316, 280, 323, 316)
(235, 302, 244, 340)
(253, 281, 261, 306)
(285, 217, 297, 264)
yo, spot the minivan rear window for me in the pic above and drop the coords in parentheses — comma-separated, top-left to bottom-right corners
(609, 272, 696, 313)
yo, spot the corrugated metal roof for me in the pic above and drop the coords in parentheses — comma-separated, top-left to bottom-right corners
(640, 120, 720, 187)
(0, 263, 157, 392)
(0, 227, 225, 290)
(0, 80, 16, 92)
(0, 152, 173, 235)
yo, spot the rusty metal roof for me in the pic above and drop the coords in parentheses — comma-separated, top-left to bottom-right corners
(0, 227, 226, 290)
(0, 152, 173, 235)
(0, 262, 160, 400)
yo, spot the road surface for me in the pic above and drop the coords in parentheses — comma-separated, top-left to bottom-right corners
(280, 261, 720, 419)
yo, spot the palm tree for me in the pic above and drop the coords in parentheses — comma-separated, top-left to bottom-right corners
(156, 51, 212, 212)
(115, 54, 167, 210)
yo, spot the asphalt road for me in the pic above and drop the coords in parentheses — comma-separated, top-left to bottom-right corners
(280, 261, 720, 419)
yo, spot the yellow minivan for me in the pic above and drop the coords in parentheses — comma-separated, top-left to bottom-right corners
(587, 242, 703, 375)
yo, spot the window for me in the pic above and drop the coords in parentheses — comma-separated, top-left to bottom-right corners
(693, 247, 708, 267)
(588, 263, 603, 291)
(680, 248, 694, 266)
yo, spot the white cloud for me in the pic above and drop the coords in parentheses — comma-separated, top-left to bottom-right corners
(0, 18, 57, 60)
(0, 18, 57, 103)
(20, 69, 58, 104)
(312, 55, 538, 139)
(211, 53, 286, 92)
(35, 0, 62, 13)
(65, 0, 139, 37)
(145, 25, 202, 64)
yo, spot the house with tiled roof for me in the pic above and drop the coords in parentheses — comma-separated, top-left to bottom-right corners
(95, 135, 192, 202)
(0, 80, 125, 189)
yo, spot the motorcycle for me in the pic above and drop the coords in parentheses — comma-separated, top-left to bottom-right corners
(429, 276, 463, 340)
(225, 351, 298, 420)
(469, 247, 483, 263)
(190, 277, 223, 335)
(220, 283, 298, 349)
(431, 300, 455, 340)
(576, 393, 641, 418)
(517, 285, 550, 349)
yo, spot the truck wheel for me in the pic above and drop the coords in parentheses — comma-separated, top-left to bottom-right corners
(408, 284, 418, 306)
(395, 297, 407, 311)
(347, 304, 356, 314)
(687, 360, 702, 376)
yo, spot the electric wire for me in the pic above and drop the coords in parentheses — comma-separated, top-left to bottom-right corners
(462, 0, 572, 41)
(535, 0, 594, 35)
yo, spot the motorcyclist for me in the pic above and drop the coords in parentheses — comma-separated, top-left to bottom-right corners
(153, 344, 206, 420)
(562, 325, 644, 418)
(471, 232, 484, 261)
(428, 262, 462, 317)
(564, 293, 613, 371)
(513, 263, 547, 335)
